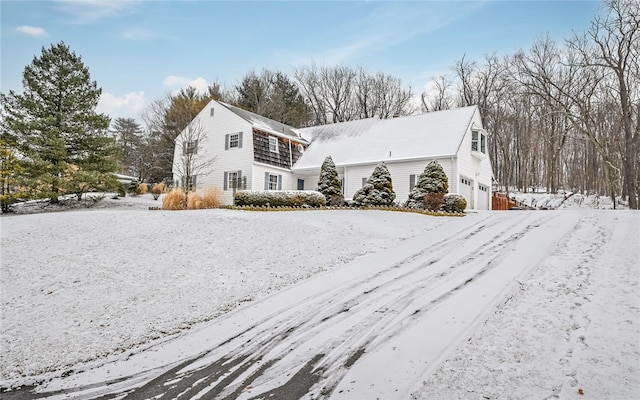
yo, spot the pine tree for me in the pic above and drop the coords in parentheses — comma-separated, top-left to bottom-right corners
(110, 117, 143, 177)
(0, 140, 27, 213)
(406, 161, 449, 209)
(0, 42, 117, 202)
(317, 156, 343, 205)
(353, 162, 396, 206)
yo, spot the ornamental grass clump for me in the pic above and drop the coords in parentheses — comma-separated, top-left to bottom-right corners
(138, 182, 149, 195)
(187, 191, 205, 209)
(203, 186, 221, 208)
(162, 188, 187, 210)
(150, 183, 165, 200)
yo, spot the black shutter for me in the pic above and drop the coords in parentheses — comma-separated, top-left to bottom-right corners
(238, 132, 243, 149)
(278, 174, 282, 190)
(223, 172, 228, 190)
(225, 134, 229, 150)
(264, 172, 269, 190)
(362, 177, 367, 187)
(409, 174, 416, 190)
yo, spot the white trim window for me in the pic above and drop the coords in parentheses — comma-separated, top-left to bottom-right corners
(472, 130, 487, 154)
(183, 140, 198, 155)
(225, 132, 243, 150)
(268, 136, 278, 153)
(264, 172, 282, 190)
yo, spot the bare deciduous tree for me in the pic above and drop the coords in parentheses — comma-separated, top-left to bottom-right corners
(173, 120, 216, 195)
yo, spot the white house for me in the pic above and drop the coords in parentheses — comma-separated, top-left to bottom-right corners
(173, 100, 493, 209)
(172, 100, 309, 205)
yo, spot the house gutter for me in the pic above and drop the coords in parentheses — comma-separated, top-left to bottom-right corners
(291, 154, 456, 173)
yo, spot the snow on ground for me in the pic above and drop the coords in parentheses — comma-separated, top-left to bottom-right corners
(0, 194, 448, 386)
(1, 194, 638, 400)
(414, 211, 640, 400)
(512, 192, 626, 210)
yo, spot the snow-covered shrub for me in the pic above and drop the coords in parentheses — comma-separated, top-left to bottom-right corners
(234, 190, 326, 208)
(353, 162, 396, 207)
(317, 156, 342, 206)
(405, 161, 449, 208)
(127, 180, 141, 196)
(162, 188, 186, 210)
(423, 192, 444, 211)
(443, 194, 467, 213)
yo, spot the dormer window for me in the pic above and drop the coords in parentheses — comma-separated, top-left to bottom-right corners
(268, 136, 278, 153)
(472, 130, 487, 154)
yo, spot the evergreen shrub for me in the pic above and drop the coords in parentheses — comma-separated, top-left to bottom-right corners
(406, 161, 449, 208)
(353, 162, 396, 207)
(317, 156, 342, 206)
(127, 180, 141, 196)
(443, 194, 467, 213)
(234, 190, 326, 207)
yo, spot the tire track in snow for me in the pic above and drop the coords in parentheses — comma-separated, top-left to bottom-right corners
(9, 211, 571, 400)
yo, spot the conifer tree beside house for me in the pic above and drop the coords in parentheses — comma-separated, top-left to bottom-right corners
(0, 41, 118, 204)
(317, 156, 343, 206)
(353, 162, 396, 206)
(406, 160, 449, 209)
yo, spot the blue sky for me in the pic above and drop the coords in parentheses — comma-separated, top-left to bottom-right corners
(2, 0, 602, 124)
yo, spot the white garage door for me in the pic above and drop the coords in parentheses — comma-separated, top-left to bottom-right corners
(478, 184, 490, 210)
(460, 176, 474, 209)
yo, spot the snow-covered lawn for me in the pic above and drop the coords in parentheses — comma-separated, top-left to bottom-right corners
(0, 195, 447, 385)
(1, 195, 638, 399)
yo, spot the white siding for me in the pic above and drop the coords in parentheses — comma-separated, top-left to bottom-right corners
(293, 158, 455, 205)
(173, 101, 255, 205)
(253, 163, 294, 193)
(454, 109, 493, 209)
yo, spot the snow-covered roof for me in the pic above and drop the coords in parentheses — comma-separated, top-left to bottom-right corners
(292, 106, 479, 170)
(219, 102, 308, 144)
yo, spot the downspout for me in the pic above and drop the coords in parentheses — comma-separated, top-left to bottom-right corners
(344, 165, 348, 197)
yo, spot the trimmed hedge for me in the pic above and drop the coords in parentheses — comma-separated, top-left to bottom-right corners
(443, 194, 467, 213)
(234, 190, 327, 207)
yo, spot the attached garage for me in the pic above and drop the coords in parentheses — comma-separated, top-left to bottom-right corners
(460, 176, 474, 209)
(478, 184, 490, 210)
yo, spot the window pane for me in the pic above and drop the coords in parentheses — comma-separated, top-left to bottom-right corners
(230, 134, 239, 148)
(269, 174, 278, 190)
(269, 137, 278, 152)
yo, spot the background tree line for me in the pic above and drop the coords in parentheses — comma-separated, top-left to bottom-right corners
(2, 0, 637, 211)
(421, 0, 638, 208)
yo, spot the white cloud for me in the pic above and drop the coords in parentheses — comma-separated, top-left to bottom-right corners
(97, 91, 146, 122)
(16, 25, 47, 37)
(162, 76, 210, 95)
(55, 0, 140, 24)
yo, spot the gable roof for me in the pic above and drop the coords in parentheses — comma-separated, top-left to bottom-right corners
(292, 106, 479, 170)
(218, 101, 308, 144)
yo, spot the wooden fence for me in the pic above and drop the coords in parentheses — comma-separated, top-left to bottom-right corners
(492, 193, 533, 210)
